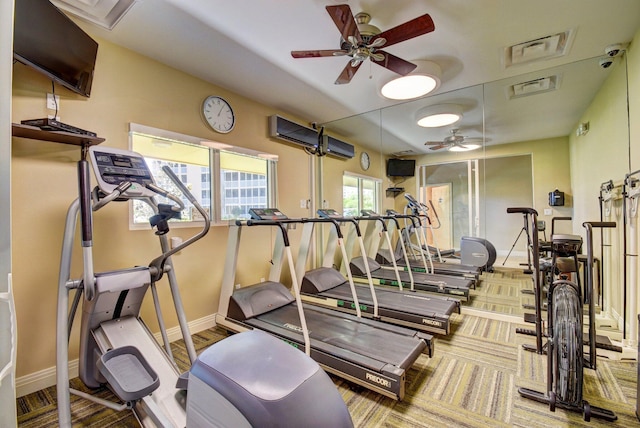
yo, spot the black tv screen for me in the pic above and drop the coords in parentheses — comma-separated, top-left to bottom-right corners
(387, 159, 416, 177)
(13, 0, 98, 97)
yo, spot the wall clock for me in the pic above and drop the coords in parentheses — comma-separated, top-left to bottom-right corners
(202, 95, 235, 133)
(360, 151, 370, 171)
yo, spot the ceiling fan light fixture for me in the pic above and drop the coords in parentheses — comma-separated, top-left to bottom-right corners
(380, 60, 441, 100)
(415, 103, 463, 127)
(448, 143, 481, 152)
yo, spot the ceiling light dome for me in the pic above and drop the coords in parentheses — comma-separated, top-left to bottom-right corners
(380, 60, 441, 100)
(415, 104, 463, 127)
(448, 143, 481, 152)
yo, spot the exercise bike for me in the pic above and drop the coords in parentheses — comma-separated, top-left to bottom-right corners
(518, 221, 617, 422)
(56, 145, 353, 427)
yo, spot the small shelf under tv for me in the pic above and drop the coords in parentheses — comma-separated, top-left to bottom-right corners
(11, 123, 104, 146)
(386, 187, 405, 197)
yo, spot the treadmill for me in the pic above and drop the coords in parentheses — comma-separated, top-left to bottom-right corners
(376, 209, 481, 281)
(296, 212, 460, 335)
(318, 209, 473, 301)
(215, 208, 433, 401)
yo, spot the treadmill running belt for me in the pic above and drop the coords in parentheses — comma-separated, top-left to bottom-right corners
(251, 304, 425, 370)
(324, 282, 457, 317)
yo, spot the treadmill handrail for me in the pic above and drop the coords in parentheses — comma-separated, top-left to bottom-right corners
(354, 215, 388, 233)
(236, 217, 311, 355)
(303, 217, 344, 239)
(304, 215, 364, 318)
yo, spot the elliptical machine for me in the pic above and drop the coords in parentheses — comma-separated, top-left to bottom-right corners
(518, 221, 617, 422)
(56, 145, 353, 427)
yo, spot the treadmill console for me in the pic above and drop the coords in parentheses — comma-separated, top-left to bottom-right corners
(386, 209, 399, 216)
(249, 208, 288, 220)
(360, 209, 379, 217)
(317, 208, 342, 219)
(89, 146, 156, 198)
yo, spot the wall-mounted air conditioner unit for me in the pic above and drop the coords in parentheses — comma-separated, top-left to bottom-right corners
(268, 115, 355, 159)
(324, 135, 355, 159)
(269, 115, 318, 149)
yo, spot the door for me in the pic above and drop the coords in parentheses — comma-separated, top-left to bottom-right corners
(422, 183, 453, 250)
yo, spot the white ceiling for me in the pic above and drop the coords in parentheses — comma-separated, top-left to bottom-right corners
(74, 0, 640, 154)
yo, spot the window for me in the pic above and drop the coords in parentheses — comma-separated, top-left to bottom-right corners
(129, 123, 277, 227)
(343, 172, 382, 217)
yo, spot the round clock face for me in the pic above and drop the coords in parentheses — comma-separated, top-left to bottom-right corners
(360, 151, 370, 170)
(202, 96, 235, 133)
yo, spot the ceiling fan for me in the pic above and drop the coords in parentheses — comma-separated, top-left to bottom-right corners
(425, 128, 483, 151)
(291, 4, 435, 84)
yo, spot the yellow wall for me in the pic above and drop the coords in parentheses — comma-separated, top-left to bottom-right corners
(11, 38, 369, 381)
(568, 27, 640, 332)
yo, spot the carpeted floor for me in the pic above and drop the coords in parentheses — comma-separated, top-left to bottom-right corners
(17, 309, 639, 427)
(467, 265, 535, 315)
(15, 266, 638, 427)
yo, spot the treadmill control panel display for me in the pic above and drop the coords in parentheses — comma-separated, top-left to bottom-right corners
(360, 209, 379, 217)
(317, 208, 342, 219)
(249, 208, 288, 220)
(89, 146, 156, 198)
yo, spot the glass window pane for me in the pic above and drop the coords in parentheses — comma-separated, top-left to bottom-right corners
(131, 135, 211, 224)
(361, 178, 376, 211)
(220, 151, 269, 220)
(343, 174, 381, 217)
(343, 175, 359, 217)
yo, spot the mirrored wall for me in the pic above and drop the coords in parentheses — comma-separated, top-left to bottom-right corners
(321, 54, 630, 317)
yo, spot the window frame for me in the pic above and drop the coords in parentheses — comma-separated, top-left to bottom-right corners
(128, 123, 278, 229)
(342, 171, 382, 217)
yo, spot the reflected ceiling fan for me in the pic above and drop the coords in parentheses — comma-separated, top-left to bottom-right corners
(291, 4, 435, 84)
(425, 128, 483, 151)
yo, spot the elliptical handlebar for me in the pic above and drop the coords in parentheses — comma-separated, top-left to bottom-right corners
(147, 166, 211, 282)
(146, 181, 186, 213)
(92, 181, 132, 211)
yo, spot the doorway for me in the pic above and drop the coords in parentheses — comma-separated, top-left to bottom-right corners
(418, 159, 481, 250)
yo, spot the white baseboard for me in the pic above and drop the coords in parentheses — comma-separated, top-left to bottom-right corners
(16, 313, 217, 398)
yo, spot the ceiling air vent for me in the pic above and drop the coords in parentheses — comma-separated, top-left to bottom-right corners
(507, 75, 561, 100)
(504, 30, 574, 68)
(51, 0, 137, 30)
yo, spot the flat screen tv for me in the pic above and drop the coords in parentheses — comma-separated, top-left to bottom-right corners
(387, 159, 416, 177)
(13, 0, 98, 97)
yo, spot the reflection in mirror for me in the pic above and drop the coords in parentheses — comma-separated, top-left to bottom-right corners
(321, 54, 629, 318)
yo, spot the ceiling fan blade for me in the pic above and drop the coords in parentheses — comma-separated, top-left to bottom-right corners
(429, 144, 448, 151)
(370, 13, 435, 48)
(291, 49, 348, 58)
(372, 50, 417, 75)
(335, 61, 362, 85)
(326, 5, 362, 45)
(424, 141, 444, 146)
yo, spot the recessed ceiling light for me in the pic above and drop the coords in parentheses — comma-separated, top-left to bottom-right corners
(415, 104, 463, 127)
(380, 61, 441, 100)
